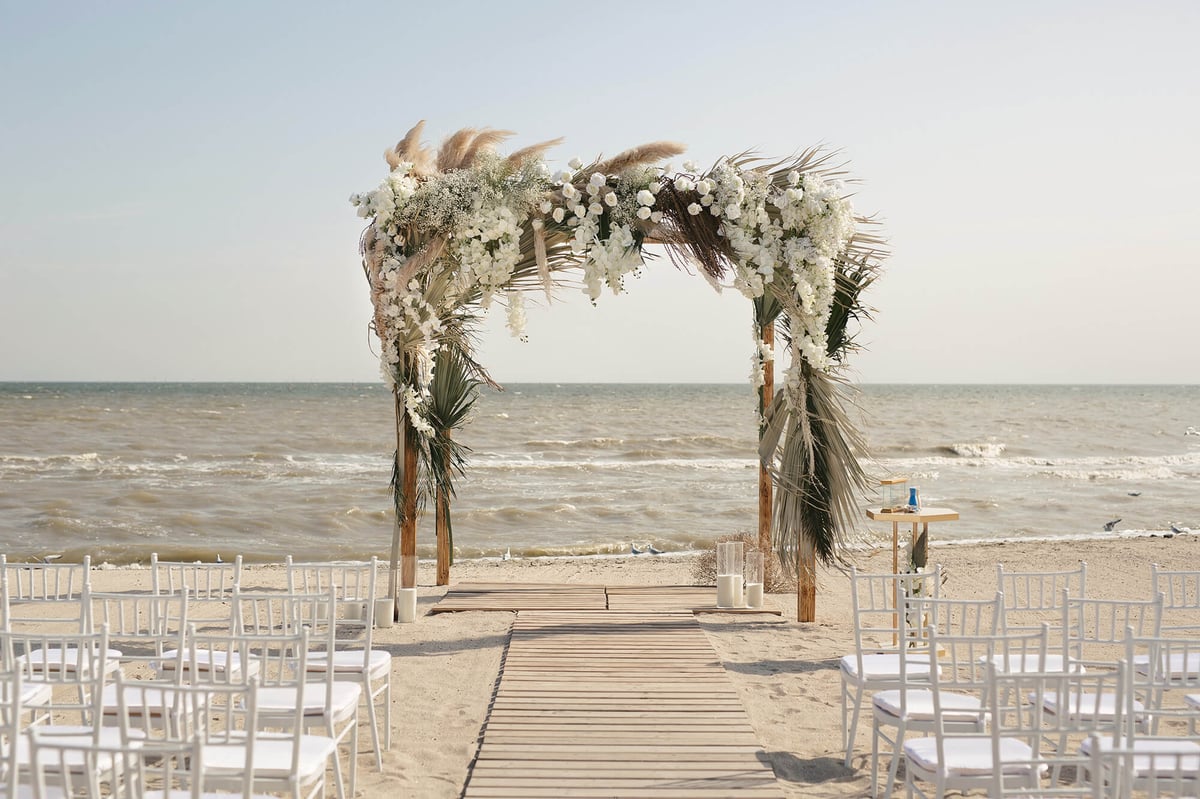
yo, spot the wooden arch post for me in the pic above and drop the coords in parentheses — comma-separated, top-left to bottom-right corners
(757, 322, 774, 556)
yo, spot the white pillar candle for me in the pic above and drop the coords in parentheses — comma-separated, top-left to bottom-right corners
(396, 589, 417, 624)
(374, 597, 395, 627)
(717, 574, 738, 608)
(746, 582, 764, 609)
(732, 577, 744, 608)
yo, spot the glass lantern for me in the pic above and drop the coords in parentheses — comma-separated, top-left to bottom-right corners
(716, 541, 744, 608)
(744, 550, 765, 609)
(880, 477, 909, 513)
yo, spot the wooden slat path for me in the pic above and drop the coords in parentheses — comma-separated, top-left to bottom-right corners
(433, 583, 781, 615)
(463, 611, 784, 798)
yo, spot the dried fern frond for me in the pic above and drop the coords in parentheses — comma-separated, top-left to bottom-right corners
(593, 141, 686, 176)
(506, 137, 565, 168)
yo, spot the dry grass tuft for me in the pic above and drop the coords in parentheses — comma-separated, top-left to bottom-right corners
(593, 142, 686, 176)
(691, 531, 795, 593)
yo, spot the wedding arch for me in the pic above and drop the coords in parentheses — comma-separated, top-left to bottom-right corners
(352, 122, 884, 620)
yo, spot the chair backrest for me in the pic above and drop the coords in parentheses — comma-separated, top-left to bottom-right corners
(28, 725, 203, 799)
(1087, 734, 1200, 799)
(1063, 593, 1163, 665)
(986, 660, 1128, 795)
(0, 627, 111, 726)
(848, 564, 942, 657)
(1126, 629, 1200, 736)
(1149, 564, 1200, 635)
(90, 591, 189, 667)
(288, 557, 380, 652)
(150, 553, 242, 601)
(995, 561, 1086, 636)
(1, 555, 93, 631)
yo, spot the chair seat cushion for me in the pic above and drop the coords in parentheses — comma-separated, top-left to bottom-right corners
(1132, 651, 1200, 680)
(840, 653, 934, 682)
(20, 681, 54, 707)
(18, 648, 123, 675)
(986, 653, 1077, 673)
(1081, 735, 1200, 775)
(201, 734, 335, 781)
(1039, 691, 1141, 720)
(905, 735, 1039, 778)
(873, 689, 983, 722)
(1185, 693, 1200, 710)
(257, 682, 362, 719)
(306, 649, 391, 676)
(159, 648, 259, 678)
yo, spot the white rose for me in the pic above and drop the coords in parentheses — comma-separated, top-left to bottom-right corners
(674, 176, 694, 192)
(787, 170, 800, 186)
(588, 202, 604, 216)
(700, 194, 714, 206)
(683, 160, 697, 172)
(604, 192, 618, 207)
(589, 172, 607, 188)
(724, 204, 741, 220)
(637, 206, 652, 220)
(636, 189, 655, 206)
(539, 200, 553, 214)
(649, 182, 662, 194)
(687, 203, 702, 216)
(574, 204, 587, 218)
(554, 170, 572, 183)
(552, 207, 566, 223)
(650, 211, 663, 223)
(568, 157, 583, 169)
(562, 183, 578, 200)
(696, 180, 712, 195)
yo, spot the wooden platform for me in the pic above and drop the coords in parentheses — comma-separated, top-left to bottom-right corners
(462, 610, 784, 798)
(432, 583, 782, 616)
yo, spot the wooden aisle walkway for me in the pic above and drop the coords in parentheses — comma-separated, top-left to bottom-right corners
(463, 611, 784, 798)
(432, 583, 781, 616)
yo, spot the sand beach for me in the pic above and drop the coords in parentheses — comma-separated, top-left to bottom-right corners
(69, 533, 1198, 798)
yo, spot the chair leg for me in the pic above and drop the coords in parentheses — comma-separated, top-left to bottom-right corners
(363, 680, 383, 770)
(383, 675, 392, 751)
(348, 711, 358, 799)
(844, 682, 863, 767)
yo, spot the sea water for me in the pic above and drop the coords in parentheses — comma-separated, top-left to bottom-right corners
(0, 383, 1196, 563)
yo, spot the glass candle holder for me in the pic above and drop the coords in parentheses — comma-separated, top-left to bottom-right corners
(744, 551, 764, 609)
(716, 541, 744, 608)
(881, 477, 908, 512)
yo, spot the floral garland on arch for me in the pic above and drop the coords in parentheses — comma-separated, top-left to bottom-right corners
(352, 121, 884, 595)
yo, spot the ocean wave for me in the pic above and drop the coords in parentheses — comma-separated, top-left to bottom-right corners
(940, 441, 1007, 458)
(472, 457, 755, 472)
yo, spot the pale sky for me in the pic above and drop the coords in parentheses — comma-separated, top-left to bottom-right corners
(1, 1, 1196, 384)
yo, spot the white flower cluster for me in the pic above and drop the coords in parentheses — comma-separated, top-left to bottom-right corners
(350, 165, 419, 229)
(449, 203, 523, 312)
(548, 167, 660, 301)
(750, 334, 775, 389)
(700, 161, 855, 374)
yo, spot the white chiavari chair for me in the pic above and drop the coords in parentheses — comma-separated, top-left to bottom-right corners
(840, 565, 942, 767)
(287, 556, 391, 770)
(232, 589, 359, 799)
(1088, 736, 1200, 799)
(870, 593, 1005, 798)
(27, 726, 199, 799)
(88, 593, 189, 733)
(989, 562, 1086, 675)
(3, 628, 126, 794)
(0, 670, 33, 799)
(150, 553, 242, 602)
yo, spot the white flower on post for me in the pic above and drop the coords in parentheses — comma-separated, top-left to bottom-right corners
(636, 189, 655, 206)
(683, 160, 697, 172)
(650, 211, 663, 223)
(552, 207, 566, 223)
(588, 201, 604, 217)
(573, 204, 587, 218)
(589, 172, 607, 188)
(724, 203, 741, 220)
(787, 170, 801, 186)
(674, 176, 694, 193)
(539, 200, 553, 214)
(568, 157, 583, 169)
(696, 179, 712, 195)
(562, 183, 578, 200)
(604, 191, 618, 207)
(637, 206, 652, 219)
(687, 203, 703, 216)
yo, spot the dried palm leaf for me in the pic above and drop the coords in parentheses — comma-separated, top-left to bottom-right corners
(650, 178, 732, 281)
(394, 121, 426, 161)
(593, 141, 686, 176)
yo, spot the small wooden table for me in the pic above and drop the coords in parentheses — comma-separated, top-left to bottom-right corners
(866, 506, 960, 574)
